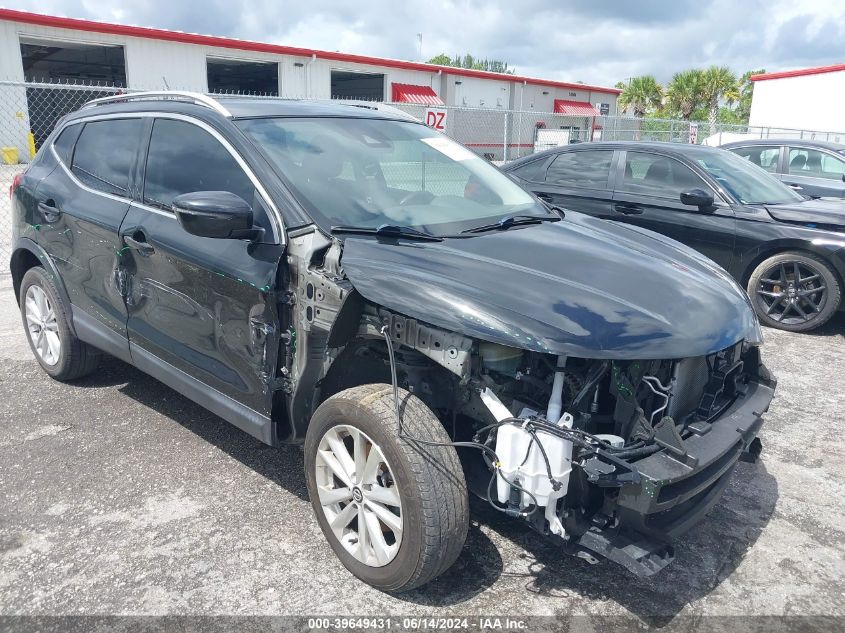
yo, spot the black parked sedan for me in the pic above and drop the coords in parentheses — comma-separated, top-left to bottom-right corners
(504, 141, 845, 332)
(721, 138, 845, 199)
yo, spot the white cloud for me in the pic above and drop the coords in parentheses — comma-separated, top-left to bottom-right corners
(3, 0, 845, 86)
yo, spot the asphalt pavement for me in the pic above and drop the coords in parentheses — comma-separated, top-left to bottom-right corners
(1, 275, 844, 625)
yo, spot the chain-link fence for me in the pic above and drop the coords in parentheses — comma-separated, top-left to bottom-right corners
(1, 81, 129, 275)
(3, 79, 845, 275)
(388, 103, 845, 157)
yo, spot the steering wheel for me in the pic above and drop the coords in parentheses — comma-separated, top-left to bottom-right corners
(399, 190, 435, 206)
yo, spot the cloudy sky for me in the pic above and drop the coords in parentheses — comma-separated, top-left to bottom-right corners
(4, 0, 845, 87)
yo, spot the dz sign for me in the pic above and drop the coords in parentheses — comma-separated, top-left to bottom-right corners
(425, 108, 448, 132)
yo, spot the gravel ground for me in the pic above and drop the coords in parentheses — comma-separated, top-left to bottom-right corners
(0, 275, 844, 625)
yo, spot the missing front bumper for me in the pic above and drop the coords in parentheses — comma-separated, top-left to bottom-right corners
(574, 377, 776, 576)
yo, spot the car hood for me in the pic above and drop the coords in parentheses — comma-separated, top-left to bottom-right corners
(764, 197, 845, 227)
(339, 212, 761, 360)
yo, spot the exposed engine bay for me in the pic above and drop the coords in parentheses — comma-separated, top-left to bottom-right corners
(279, 228, 776, 577)
(372, 319, 772, 574)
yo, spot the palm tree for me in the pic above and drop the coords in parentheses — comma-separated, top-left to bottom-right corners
(735, 68, 764, 122)
(700, 66, 740, 134)
(617, 76, 663, 118)
(665, 70, 704, 120)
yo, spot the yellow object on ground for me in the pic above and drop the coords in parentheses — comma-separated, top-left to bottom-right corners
(28, 133, 36, 160)
(1, 147, 19, 165)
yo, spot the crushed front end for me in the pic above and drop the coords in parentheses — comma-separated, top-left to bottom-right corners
(462, 340, 776, 576)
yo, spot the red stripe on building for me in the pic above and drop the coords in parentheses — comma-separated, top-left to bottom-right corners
(0, 8, 621, 95)
(751, 63, 845, 82)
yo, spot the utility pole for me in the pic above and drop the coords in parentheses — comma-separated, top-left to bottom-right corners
(417, 33, 423, 61)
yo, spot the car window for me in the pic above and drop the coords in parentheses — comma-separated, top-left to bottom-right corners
(730, 146, 780, 173)
(544, 150, 613, 188)
(619, 152, 708, 200)
(508, 158, 547, 182)
(53, 123, 82, 166)
(71, 119, 143, 197)
(788, 148, 845, 180)
(143, 118, 256, 211)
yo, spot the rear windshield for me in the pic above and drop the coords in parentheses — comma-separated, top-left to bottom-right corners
(237, 117, 543, 233)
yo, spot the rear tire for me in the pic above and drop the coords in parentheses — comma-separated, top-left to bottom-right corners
(747, 251, 841, 332)
(304, 384, 469, 592)
(19, 267, 100, 380)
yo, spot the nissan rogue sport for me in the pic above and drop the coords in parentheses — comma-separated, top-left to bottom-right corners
(9, 92, 776, 592)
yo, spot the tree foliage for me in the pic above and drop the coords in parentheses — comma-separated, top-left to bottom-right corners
(427, 53, 515, 74)
(665, 69, 703, 120)
(619, 66, 762, 125)
(735, 68, 764, 122)
(618, 75, 663, 118)
(700, 65, 740, 132)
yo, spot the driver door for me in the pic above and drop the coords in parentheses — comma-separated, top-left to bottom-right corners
(611, 150, 736, 270)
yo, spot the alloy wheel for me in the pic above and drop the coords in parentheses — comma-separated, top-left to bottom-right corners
(756, 260, 827, 325)
(24, 285, 61, 366)
(314, 424, 403, 567)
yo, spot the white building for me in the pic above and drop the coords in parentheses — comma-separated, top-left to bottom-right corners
(749, 64, 845, 133)
(0, 8, 619, 161)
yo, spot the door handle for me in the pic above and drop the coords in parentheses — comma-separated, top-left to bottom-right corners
(123, 233, 155, 256)
(37, 200, 61, 223)
(613, 203, 644, 215)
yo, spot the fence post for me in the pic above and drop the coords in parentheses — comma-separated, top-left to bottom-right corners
(502, 110, 508, 162)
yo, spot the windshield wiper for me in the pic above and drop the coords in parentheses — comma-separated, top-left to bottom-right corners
(461, 213, 561, 234)
(331, 224, 443, 241)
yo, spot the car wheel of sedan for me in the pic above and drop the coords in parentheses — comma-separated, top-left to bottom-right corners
(748, 252, 841, 332)
(304, 384, 469, 592)
(19, 267, 101, 380)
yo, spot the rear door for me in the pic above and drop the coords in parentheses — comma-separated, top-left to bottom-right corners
(784, 146, 845, 198)
(611, 150, 736, 270)
(32, 117, 144, 344)
(120, 115, 283, 421)
(512, 148, 616, 217)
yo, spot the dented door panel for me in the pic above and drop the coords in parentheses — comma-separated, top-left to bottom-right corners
(120, 205, 282, 414)
(32, 158, 130, 338)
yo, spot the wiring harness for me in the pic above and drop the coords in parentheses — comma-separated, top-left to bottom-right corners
(380, 326, 641, 519)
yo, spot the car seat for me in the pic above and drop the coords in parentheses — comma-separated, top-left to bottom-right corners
(789, 154, 807, 171)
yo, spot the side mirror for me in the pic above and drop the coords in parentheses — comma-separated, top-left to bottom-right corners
(680, 188, 715, 211)
(172, 191, 260, 240)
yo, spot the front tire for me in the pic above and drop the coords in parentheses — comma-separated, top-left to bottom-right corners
(305, 384, 469, 592)
(747, 252, 841, 332)
(19, 267, 100, 380)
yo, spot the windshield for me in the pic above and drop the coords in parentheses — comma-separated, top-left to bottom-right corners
(695, 149, 804, 205)
(237, 117, 544, 233)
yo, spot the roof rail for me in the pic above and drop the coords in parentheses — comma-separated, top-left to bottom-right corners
(82, 91, 232, 117)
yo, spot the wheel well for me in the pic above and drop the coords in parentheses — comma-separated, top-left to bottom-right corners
(740, 246, 844, 292)
(317, 339, 393, 407)
(10, 248, 41, 305)
(317, 338, 455, 413)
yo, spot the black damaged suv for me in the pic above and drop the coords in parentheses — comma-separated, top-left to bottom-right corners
(10, 92, 775, 591)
